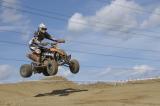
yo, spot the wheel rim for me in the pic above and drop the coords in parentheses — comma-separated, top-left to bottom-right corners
(48, 63, 53, 72)
(21, 69, 27, 75)
(44, 59, 58, 75)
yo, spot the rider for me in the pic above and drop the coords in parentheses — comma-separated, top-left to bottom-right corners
(27, 23, 59, 63)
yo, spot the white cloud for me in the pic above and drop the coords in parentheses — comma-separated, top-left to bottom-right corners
(141, 8, 160, 29)
(0, 0, 31, 40)
(96, 65, 155, 81)
(0, 64, 13, 80)
(133, 65, 154, 74)
(68, 13, 88, 32)
(98, 67, 112, 76)
(67, 0, 141, 33)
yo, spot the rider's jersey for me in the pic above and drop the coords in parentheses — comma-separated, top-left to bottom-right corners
(29, 37, 41, 47)
(34, 31, 52, 41)
(29, 31, 53, 47)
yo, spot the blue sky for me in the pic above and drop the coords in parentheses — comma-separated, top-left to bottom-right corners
(1, 0, 160, 83)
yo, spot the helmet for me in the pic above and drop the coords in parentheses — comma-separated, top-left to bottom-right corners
(38, 23, 47, 33)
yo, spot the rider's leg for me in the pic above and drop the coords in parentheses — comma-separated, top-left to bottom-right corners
(27, 53, 40, 62)
(27, 46, 41, 63)
(35, 49, 41, 63)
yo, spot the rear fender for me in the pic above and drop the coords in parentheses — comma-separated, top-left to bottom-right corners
(50, 48, 66, 56)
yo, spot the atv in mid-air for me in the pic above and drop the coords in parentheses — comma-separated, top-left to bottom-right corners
(20, 40, 80, 78)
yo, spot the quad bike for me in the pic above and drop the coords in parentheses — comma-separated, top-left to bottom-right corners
(20, 39, 80, 78)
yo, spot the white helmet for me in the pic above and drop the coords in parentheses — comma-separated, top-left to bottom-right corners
(38, 23, 47, 33)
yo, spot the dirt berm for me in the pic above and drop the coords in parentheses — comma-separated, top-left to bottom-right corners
(0, 76, 160, 106)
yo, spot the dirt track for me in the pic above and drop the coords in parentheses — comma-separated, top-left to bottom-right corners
(0, 76, 160, 106)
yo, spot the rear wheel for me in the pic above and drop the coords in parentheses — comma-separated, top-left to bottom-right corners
(20, 64, 32, 78)
(44, 59, 58, 76)
(69, 59, 80, 74)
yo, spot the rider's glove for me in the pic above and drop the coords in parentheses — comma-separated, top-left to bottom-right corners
(57, 39, 65, 43)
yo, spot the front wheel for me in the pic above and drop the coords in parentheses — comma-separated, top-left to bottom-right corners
(69, 59, 80, 74)
(42, 70, 50, 76)
(20, 64, 32, 78)
(44, 59, 58, 76)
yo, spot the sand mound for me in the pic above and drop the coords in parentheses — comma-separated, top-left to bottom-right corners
(0, 77, 160, 106)
(42, 76, 69, 81)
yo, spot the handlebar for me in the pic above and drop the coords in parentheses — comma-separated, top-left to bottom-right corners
(39, 39, 65, 48)
(50, 39, 65, 46)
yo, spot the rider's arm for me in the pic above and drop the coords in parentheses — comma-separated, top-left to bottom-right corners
(32, 39, 48, 47)
(45, 32, 58, 42)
